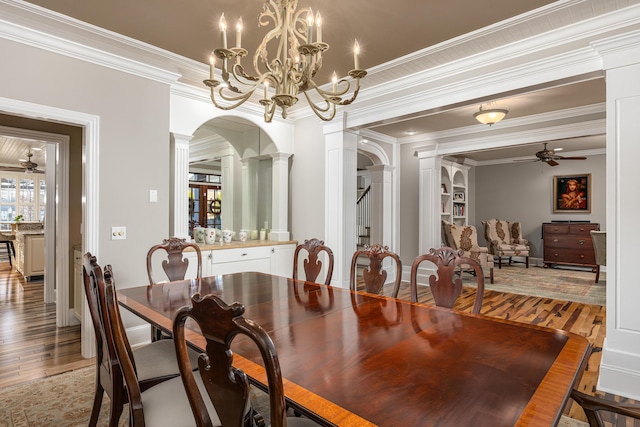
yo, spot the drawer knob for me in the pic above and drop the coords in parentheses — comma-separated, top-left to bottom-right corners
(580, 254, 585, 259)
(241, 253, 248, 256)
(579, 240, 585, 245)
(553, 239, 558, 243)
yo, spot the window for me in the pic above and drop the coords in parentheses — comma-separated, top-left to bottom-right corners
(0, 172, 46, 231)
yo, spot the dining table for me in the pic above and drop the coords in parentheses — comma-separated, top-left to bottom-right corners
(116, 271, 591, 427)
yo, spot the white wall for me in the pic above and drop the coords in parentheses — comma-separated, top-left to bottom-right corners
(474, 154, 606, 259)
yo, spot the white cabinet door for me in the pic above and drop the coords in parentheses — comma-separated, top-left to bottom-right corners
(270, 244, 295, 277)
(73, 249, 83, 321)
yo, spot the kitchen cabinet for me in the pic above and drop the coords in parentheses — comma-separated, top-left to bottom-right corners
(14, 231, 45, 280)
(73, 248, 83, 322)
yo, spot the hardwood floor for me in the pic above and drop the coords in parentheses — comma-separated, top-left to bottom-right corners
(0, 259, 636, 425)
(0, 261, 93, 389)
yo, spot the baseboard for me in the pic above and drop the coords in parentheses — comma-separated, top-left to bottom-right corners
(598, 337, 640, 400)
(125, 324, 153, 348)
(67, 309, 81, 326)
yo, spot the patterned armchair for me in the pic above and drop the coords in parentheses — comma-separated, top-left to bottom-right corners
(442, 222, 494, 284)
(481, 219, 530, 269)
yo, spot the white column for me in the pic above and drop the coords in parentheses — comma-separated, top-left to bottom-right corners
(367, 164, 394, 247)
(324, 122, 358, 288)
(241, 158, 258, 231)
(269, 152, 291, 241)
(593, 31, 640, 399)
(415, 147, 441, 255)
(170, 133, 190, 239)
(220, 152, 236, 232)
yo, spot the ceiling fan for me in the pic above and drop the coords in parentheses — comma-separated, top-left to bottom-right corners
(519, 143, 587, 166)
(0, 150, 44, 174)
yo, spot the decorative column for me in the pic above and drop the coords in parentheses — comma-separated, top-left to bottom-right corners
(269, 152, 291, 241)
(367, 164, 394, 247)
(324, 122, 358, 288)
(170, 133, 190, 239)
(593, 31, 640, 398)
(414, 146, 442, 255)
(220, 152, 236, 232)
(241, 158, 258, 231)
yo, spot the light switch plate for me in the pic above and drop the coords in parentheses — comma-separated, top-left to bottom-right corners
(111, 226, 126, 240)
(149, 190, 158, 203)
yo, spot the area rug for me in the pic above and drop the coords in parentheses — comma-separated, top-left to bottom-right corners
(465, 264, 606, 306)
(0, 366, 586, 426)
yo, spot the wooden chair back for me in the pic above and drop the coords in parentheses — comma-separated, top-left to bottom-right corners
(146, 237, 203, 284)
(349, 243, 402, 297)
(572, 389, 640, 427)
(173, 293, 288, 427)
(292, 238, 334, 286)
(410, 247, 485, 314)
(82, 252, 130, 426)
(101, 264, 148, 426)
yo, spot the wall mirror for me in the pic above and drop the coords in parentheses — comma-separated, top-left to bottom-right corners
(189, 117, 277, 238)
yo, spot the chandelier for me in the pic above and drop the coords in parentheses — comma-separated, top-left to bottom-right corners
(473, 103, 509, 126)
(204, 0, 367, 123)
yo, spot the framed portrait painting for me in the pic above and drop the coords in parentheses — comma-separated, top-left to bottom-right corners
(553, 174, 591, 213)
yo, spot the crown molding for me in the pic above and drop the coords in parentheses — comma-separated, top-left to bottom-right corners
(413, 118, 605, 159)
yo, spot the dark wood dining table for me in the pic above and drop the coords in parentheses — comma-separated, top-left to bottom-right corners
(116, 271, 591, 427)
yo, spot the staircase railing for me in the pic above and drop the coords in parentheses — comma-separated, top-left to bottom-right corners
(356, 185, 371, 247)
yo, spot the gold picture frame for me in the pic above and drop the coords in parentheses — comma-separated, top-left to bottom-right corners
(553, 174, 591, 213)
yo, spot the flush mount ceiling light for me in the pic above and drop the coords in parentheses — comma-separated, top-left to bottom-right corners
(474, 103, 509, 126)
(205, 0, 367, 123)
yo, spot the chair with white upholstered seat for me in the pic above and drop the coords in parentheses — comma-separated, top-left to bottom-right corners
(83, 253, 199, 427)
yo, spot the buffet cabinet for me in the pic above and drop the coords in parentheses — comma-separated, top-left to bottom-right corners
(149, 241, 297, 280)
(542, 222, 599, 270)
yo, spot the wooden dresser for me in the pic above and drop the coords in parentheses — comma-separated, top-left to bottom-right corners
(542, 222, 599, 272)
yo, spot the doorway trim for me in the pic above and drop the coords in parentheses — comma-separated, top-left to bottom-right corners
(0, 125, 69, 312)
(0, 96, 100, 358)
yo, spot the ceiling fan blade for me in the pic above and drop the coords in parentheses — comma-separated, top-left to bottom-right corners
(546, 159, 559, 166)
(555, 156, 587, 160)
(0, 166, 26, 172)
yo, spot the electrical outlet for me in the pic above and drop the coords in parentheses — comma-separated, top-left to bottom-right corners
(111, 226, 126, 240)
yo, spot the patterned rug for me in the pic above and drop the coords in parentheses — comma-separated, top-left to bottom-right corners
(470, 264, 606, 306)
(0, 364, 586, 426)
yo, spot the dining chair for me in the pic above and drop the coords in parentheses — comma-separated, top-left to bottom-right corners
(349, 243, 402, 297)
(83, 252, 198, 427)
(410, 246, 485, 314)
(146, 237, 203, 340)
(292, 238, 334, 286)
(173, 292, 320, 427)
(590, 230, 606, 283)
(146, 237, 203, 284)
(571, 389, 640, 426)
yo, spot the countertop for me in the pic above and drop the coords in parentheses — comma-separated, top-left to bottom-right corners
(190, 240, 297, 251)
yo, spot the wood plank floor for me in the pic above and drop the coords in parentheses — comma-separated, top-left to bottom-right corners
(0, 259, 637, 425)
(0, 261, 93, 389)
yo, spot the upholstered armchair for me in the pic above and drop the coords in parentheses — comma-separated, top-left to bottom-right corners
(442, 222, 494, 284)
(481, 219, 530, 269)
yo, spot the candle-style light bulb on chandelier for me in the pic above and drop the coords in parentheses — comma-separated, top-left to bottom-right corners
(203, 0, 367, 123)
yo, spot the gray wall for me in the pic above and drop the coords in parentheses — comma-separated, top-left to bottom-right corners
(1, 37, 171, 287)
(473, 154, 606, 260)
(290, 115, 325, 242)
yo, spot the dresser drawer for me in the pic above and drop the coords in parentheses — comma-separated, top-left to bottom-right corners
(210, 246, 272, 264)
(545, 248, 595, 265)
(543, 224, 569, 235)
(544, 236, 593, 249)
(569, 224, 599, 234)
